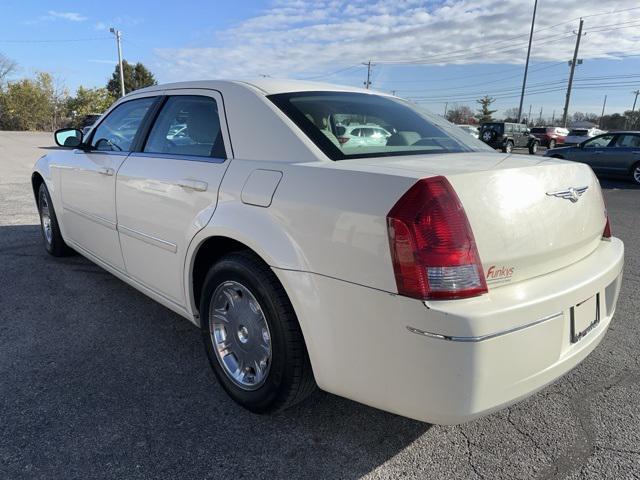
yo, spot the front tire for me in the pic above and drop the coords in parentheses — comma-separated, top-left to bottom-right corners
(548, 139, 556, 149)
(200, 251, 316, 413)
(37, 183, 73, 257)
(528, 142, 538, 155)
(502, 141, 513, 153)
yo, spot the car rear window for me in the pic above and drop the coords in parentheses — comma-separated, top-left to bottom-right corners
(269, 91, 492, 160)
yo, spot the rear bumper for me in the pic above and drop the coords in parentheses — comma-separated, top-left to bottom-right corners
(275, 238, 624, 424)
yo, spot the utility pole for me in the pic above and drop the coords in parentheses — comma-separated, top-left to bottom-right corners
(562, 18, 585, 128)
(538, 106, 543, 125)
(527, 104, 532, 126)
(110, 27, 125, 97)
(363, 60, 374, 89)
(629, 90, 640, 129)
(551, 109, 555, 125)
(444, 102, 448, 118)
(517, 0, 538, 123)
(599, 94, 607, 128)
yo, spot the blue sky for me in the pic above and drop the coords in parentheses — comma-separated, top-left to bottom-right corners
(2, 0, 640, 120)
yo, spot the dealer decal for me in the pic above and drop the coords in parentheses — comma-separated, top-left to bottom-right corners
(486, 265, 515, 284)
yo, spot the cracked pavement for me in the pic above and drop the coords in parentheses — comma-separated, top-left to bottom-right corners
(1, 131, 639, 479)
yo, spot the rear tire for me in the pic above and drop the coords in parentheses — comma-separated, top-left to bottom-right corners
(37, 183, 74, 257)
(632, 162, 640, 186)
(502, 141, 514, 154)
(200, 251, 316, 413)
(528, 142, 538, 155)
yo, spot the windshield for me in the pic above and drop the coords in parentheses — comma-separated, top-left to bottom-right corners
(569, 130, 588, 136)
(269, 91, 492, 160)
(530, 127, 547, 134)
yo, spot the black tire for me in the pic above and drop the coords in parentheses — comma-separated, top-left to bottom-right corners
(502, 141, 514, 153)
(528, 142, 538, 155)
(548, 139, 556, 149)
(37, 183, 74, 257)
(200, 251, 316, 413)
(631, 162, 640, 186)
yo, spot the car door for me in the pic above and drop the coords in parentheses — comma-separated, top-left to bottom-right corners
(60, 96, 157, 271)
(574, 133, 615, 172)
(115, 90, 232, 306)
(599, 133, 640, 174)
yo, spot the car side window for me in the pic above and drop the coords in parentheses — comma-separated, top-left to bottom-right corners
(505, 124, 513, 134)
(90, 97, 155, 152)
(583, 134, 615, 148)
(615, 134, 640, 148)
(144, 95, 226, 158)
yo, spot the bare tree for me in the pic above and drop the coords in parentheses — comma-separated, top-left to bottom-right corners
(0, 53, 17, 84)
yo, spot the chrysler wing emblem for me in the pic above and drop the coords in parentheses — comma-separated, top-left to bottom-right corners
(546, 186, 588, 203)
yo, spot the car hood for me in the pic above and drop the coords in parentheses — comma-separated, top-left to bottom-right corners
(544, 146, 573, 156)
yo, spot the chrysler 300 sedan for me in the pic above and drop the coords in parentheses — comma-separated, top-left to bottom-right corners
(544, 131, 640, 185)
(32, 79, 624, 424)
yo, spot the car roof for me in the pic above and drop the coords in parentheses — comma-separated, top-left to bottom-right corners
(132, 78, 387, 97)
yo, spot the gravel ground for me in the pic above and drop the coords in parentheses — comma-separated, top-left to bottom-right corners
(1, 131, 639, 479)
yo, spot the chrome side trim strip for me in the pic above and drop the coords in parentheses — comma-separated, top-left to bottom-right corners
(62, 204, 117, 230)
(118, 224, 177, 253)
(406, 312, 563, 343)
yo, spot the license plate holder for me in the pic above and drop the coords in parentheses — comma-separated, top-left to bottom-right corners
(570, 294, 600, 343)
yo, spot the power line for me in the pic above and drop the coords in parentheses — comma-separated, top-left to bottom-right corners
(0, 36, 111, 44)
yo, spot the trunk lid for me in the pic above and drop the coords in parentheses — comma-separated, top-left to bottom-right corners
(344, 153, 607, 289)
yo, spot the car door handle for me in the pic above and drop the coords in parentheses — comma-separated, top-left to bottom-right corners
(97, 167, 115, 176)
(177, 179, 208, 192)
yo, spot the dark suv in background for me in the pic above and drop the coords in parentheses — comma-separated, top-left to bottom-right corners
(480, 122, 539, 154)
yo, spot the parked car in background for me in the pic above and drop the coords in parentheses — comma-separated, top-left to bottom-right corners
(479, 122, 539, 154)
(79, 113, 102, 136)
(545, 131, 640, 185)
(33, 79, 623, 425)
(457, 124, 479, 139)
(530, 126, 569, 149)
(564, 127, 605, 146)
(336, 124, 391, 147)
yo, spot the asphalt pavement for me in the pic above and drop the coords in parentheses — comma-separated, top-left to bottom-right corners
(1, 131, 639, 479)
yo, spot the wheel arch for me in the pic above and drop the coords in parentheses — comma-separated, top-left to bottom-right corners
(185, 224, 308, 320)
(31, 172, 45, 203)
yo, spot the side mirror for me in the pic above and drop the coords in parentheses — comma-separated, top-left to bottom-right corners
(54, 128, 83, 148)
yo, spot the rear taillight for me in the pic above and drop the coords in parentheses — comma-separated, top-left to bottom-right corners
(603, 214, 612, 238)
(387, 176, 488, 300)
(337, 137, 350, 144)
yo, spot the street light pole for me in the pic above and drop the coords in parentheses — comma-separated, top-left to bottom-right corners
(110, 27, 125, 97)
(517, 0, 538, 124)
(562, 18, 584, 128)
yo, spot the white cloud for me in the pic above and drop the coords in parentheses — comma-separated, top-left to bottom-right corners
(47, 11, 87, 22)
(154, 0, 640, 81)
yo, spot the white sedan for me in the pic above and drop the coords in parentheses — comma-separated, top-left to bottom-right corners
(33, 79, 624, 424)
